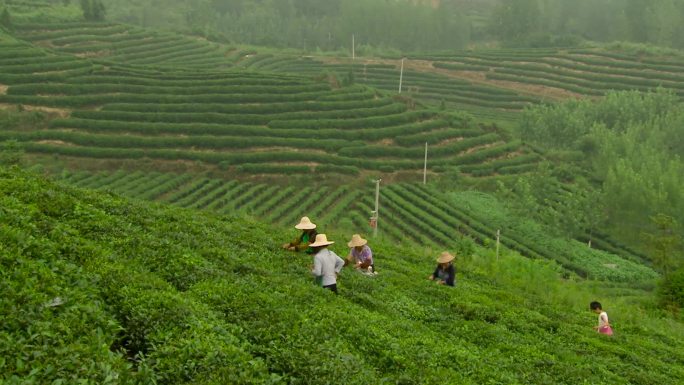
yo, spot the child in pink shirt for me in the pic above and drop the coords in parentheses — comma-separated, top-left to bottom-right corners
(590, 301, 613, 336)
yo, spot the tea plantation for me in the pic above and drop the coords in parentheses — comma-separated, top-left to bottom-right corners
(2, 166, 683, 384)
(0, 27, 537, 177)
(51, 168, 655, 284)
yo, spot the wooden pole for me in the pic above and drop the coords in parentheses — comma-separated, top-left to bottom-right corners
(398, 58, 404, 93)
(496, 229, 501, 261)
(352, 34, 355, 60)
(373, 179, 381, 238)
(423, 142, 428, 185)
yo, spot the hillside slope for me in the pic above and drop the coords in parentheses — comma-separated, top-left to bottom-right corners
(51, 168, 656, 283)
(2, 166, 683, 384)
(0, 27, 537, 178)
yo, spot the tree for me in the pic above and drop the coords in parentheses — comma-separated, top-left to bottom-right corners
(0, 7, 12, 31)
(489, 0, 541, 44)
(91, 0, 106, 21)
(80, 0, 92, 20)
(642, 214, 683, 275)
(81, 0, 105, 21)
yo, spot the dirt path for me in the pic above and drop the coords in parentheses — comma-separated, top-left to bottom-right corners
(0, 103, 71, 118)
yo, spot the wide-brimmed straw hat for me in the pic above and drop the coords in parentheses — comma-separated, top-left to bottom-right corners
(436, 251, 455, 263)
(294, 216, 316, 230)
(309, 233, 335, 247)
(347, 234, 368, 248)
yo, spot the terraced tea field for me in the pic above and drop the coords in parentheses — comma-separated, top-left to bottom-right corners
(0, 28, 539, 177)
(12, 21, 238, 70)
(53, 168, 655, 283)
(235, 48, 684, 120)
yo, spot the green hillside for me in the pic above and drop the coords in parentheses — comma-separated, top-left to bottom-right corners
(0, 26, 538, 177)
(235, 47, 684, 121)
(2, 166, 683, 384)
(49, 168, 654, 283)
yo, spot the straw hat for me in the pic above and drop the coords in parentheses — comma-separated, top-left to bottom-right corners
(347, 234, 368, 248)
(436, 251, 455, 263)
(294, 216, 316, 230)
(309, 233, 335, 247)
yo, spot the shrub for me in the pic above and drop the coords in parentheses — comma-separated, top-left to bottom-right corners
(659, 267, 684, 312)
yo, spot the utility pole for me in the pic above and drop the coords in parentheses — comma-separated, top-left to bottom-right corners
(352, 34, 355, 60)
(398, 58, 404, 93)
(372, 179, 381, 238)
(423, 142, 428, 185)
(496, 229, 501, 261)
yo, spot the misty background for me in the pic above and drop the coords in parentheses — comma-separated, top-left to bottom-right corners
(96, 0, 684, 52)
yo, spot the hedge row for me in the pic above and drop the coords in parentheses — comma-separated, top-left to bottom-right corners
(549, 56, 684, 82)
(498, 61, 684, 91)
(433, 61, 490, 71)
(0, 59, 92, 74)
(394, 127, 485, 146)
(494, 67, 682, 95)
(0, 51, 48, 64)
(73, 102, 406, 124)
(21, 142, 422, 170)
(109, 41, 215, 63)
(339, 133, 500, 159)
(459, 153, 541, 173)
(92, 67, 302, 81)
(4, 129, 364, 152)
(48, 30, 150, 46)
(451, 141, 522, 166)
(8, 82, 329, 96)
(0, 90, 335, 107)
(68, 73, 305, 87)
(123, 45, 226, 66)
(101, 98, 395, 114)
(0, 66, 98, 84)
(485, 72, 603, 96)
(20, 25, 130, 41)
(268, 110, 434, 130)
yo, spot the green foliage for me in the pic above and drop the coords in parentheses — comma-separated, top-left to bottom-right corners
(0, 7, 13, 31)
(659, 266, 684, 312)
(518, 90, 684, 251)
(0, 139, 24, 166)
(487, 0, 684, 49)
(489, 0, 541, 44)
(80, 0, 104, 21)
(642, 214, 683, 275)
(102, 0, 470, 52)
(2, 166, 683, 384)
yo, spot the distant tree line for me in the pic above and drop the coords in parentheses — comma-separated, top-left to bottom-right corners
(489, 0, 684, 49)
(79, 0, 105, 21)
(104, 0, 470, 52)
(96, 0, 684, 51)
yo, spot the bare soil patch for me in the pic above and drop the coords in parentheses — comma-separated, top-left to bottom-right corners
(374, 138, 395, 146)
(0, 103, 71, 118)
(74, 51, 110, 58)
(37, 140, 73, 146)
(0, 84, 7, 95)
(458, 141, 504, 156)
(435, 137, 464, 146)
(230, 147, 329, 154)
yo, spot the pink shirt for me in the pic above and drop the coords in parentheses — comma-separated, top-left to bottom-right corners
(350, 245, 373, 265)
